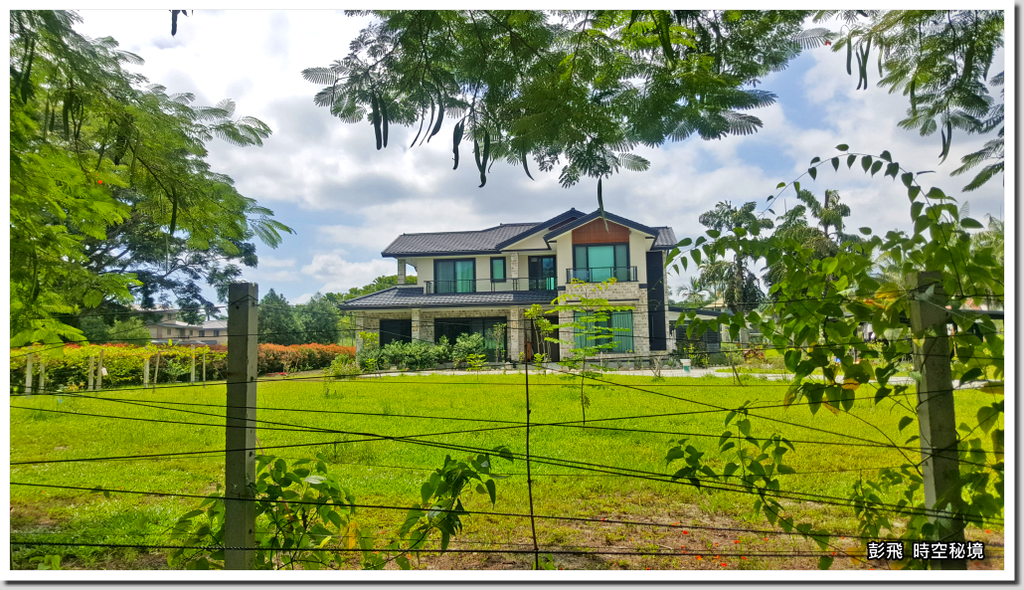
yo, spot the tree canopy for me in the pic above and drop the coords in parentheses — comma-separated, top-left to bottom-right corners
(305, 10, 826, 202)
(10, 10, 293, 345)
(821, 10, 1004, 192)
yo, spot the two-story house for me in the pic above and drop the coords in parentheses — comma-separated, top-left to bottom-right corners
(341, 208, 677, 362)
(135, 306, 228, 346)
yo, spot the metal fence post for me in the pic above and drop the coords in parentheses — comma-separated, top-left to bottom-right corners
(143, 356, 150, 388)
(96, 349, 103, 390)
(191, 344, 196, 384)
(225, 282, 258, 570)
(908, 271, 966, 570)
(24, 354, 33, 395)
(153, 351, 161, 388)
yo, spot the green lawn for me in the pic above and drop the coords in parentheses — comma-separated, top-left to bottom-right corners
(10, 372, 1004, 570)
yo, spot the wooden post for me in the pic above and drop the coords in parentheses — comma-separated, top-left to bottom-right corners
(143, 356, 150, 388)
(190, 344, 196, 384)
(96, 349, 103, 390)
(908, 271, 966, 570)
(225, 282, 258, 570)
(88, 356, 95, 391)
(154, 351, 161, 388)
(39, 357, 46, 392)
(203, 350, 207, 388)
(24, 354, 33, 395)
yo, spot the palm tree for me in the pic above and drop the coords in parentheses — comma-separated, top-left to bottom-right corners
(697, 201, 774, 314)
(797, 188, 859, 244)
(676, 277, 711, 308)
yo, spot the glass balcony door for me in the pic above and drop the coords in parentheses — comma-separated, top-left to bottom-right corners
(574, 244, 629, 282)
(528, 256, 557, 290)
(435, 259, 476, 293)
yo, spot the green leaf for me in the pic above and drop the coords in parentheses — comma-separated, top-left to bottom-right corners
(784, 349, 801, 372)
(831, 157, 840, 171)
(959, 367, 983, 384)
(737, 419, 751, 437)
(879, 150, 892, 162)
(776, 182, 786, 188)
(960, 217, 984, 229)
(847, 154, 856, 168)
(485, 479, 497, 505)
(861, 155, 872, 172)
(858, 227, 871, 235)
(901, 172, 914, 187)
(870, 160, 883, 176)
(835, 144, 849, 151)
(885, 162, 900, 178)
(808, 167, 817, 180)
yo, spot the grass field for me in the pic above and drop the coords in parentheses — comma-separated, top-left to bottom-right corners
(9, 371, 1004, 571)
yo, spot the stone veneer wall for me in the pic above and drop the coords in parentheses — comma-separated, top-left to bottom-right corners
(558, 281, 650, 359)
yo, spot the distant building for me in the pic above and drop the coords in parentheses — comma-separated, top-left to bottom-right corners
(134, 306, 227, 346)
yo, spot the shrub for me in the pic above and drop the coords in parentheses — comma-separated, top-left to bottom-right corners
(9, 342, 354, 390)
(404, 341, 437, 371)
(9, 344, 229, 391)
(452, 333, 486, 368)
(434, 336, 452, 365)
(380, 341, 408, 369)
(356, 342, 381, 372)
(675, 340, 709, 368)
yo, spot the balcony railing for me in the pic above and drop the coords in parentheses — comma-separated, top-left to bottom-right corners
(566, 266, 637, 283)
(424, 278, 531, 294)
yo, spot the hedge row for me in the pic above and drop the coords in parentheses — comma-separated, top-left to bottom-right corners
(10, 343, 355, 391)
(256, 343, 355, 374)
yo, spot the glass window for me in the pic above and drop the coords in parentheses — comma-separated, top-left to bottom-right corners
(573, 310, 634, 353)
(573, 244, 630, 282)
(214, 330, 220, 337)
(528, 256, 557, 290)
(491, 258, 506, 282)
(435, 259, 476, 293)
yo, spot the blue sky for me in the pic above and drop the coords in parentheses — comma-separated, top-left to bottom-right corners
(72, 10, 1009, 305)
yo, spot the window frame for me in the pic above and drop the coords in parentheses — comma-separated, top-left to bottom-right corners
(572, 243, 630, 282)
(490, 257, 507, 283)
(433, 258, 477, 293)
(573, 310, 634, 353)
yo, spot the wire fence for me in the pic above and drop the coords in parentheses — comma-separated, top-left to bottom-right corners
(9, 301, 1005, 571)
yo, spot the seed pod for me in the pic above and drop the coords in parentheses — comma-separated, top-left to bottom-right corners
(452, 119, 465, 170)
(598, 178, 608, 231)
(380, 96, 389, 148)
(420, 99, 435, 147)
(474, 136, 486, 187)
(482, 129, 490, 170)
(428, 94, 444, 142)
(371, 93, 382, 150)
(522, 149, 534, 180)
(410, 106, 425, 148)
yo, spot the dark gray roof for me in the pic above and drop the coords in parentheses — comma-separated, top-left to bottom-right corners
(340, 286, 558, 310)
(542, 210, 661, 242)
(381, 207, 677, 257)
(382, 223, 538, 258)
(653, 227, 677, 250)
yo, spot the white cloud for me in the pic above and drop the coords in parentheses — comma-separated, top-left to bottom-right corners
(69, 10, 1008, 305)
(301, 253, 397, 294)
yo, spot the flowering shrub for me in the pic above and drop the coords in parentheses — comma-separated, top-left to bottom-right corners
(256, 343, 354, 374)
(10, 343, 355, 390)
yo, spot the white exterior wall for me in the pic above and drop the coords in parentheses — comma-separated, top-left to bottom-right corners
(629, 231, 649, 284)
(555, 238, 573, 288)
